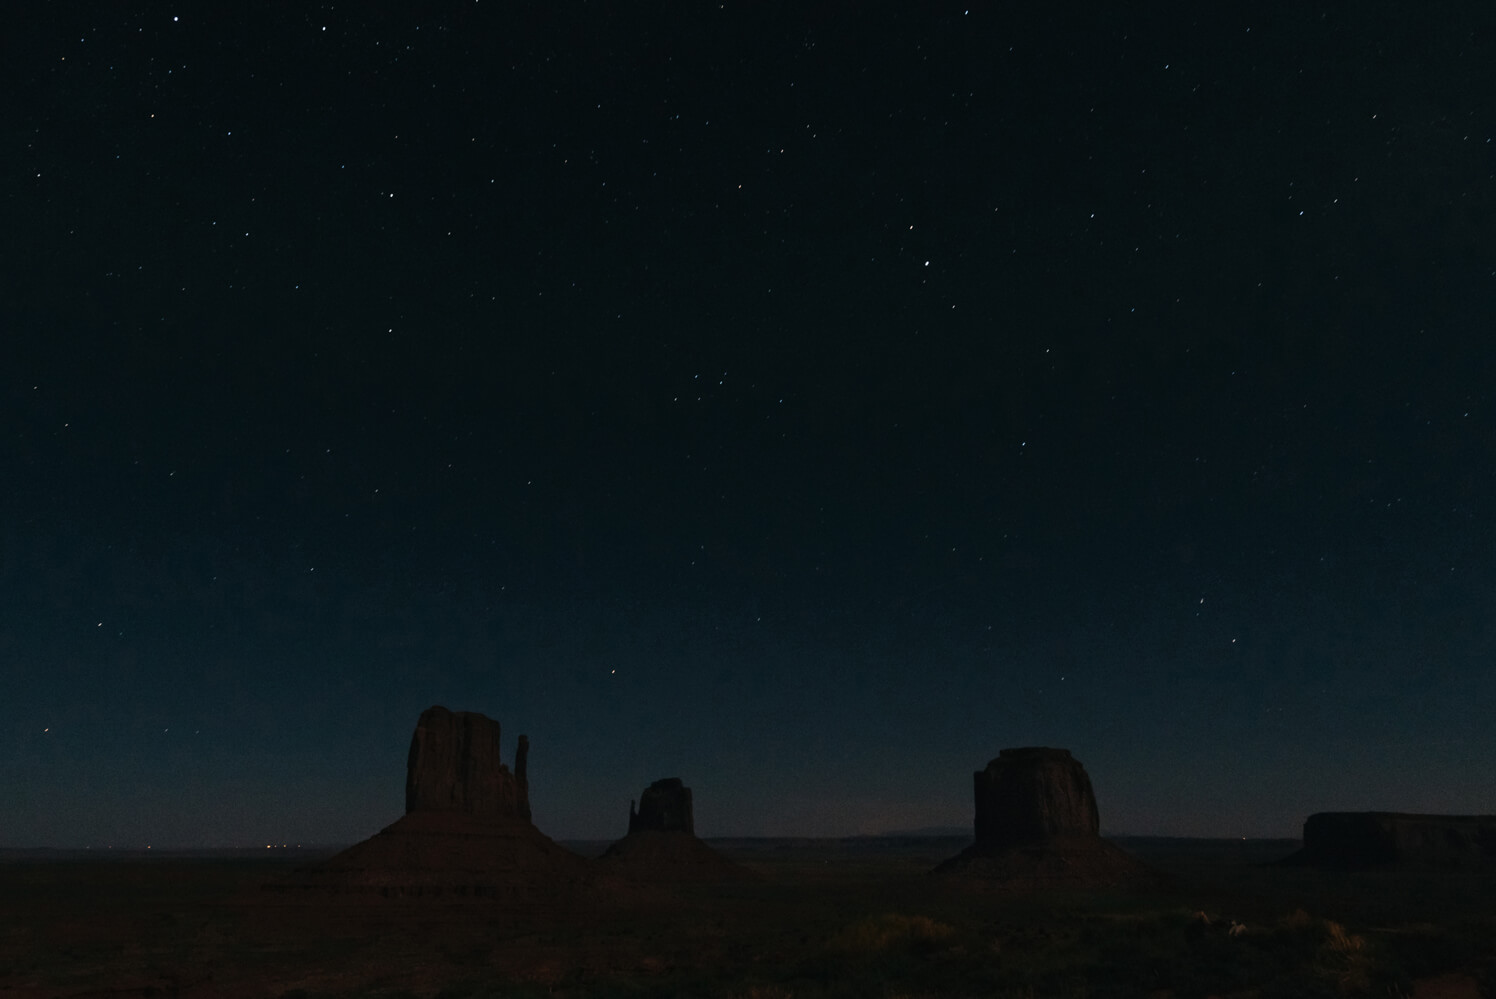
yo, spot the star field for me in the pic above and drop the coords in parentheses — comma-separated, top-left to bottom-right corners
(3, 2, 1495, 848)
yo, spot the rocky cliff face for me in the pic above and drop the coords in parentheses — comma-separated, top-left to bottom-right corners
(1298, 812, 1496, 868)
(404, 705, 530, 819)
(972, 747, 1100, 848)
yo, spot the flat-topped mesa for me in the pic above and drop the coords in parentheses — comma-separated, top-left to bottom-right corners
(628, 777, 694, 835)
(1297, 812, 1496, 869)
(974, 747, 1100, 848)
(405, 705, 531, 819)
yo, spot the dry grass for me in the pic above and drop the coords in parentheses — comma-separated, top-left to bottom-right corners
(826, 913, 957, 956)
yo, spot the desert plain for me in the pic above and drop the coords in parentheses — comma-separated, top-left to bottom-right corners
(1, 833, 1493, 999)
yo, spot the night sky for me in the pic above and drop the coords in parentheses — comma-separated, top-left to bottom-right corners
(5, 2, 1494, 849)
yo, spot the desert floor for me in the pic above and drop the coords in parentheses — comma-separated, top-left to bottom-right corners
(1, 836, 1491, 998)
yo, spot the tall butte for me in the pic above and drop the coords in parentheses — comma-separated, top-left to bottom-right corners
(270, 706, 591, 900)
(404, 706, 531, 819)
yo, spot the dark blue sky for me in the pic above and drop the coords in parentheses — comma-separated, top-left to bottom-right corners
(4, 1, 1494, 847)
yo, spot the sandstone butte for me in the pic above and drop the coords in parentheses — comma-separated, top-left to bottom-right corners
(598, 777, 754, 882)
(267, 706, 592, 900)
(935, 747, 1156, 888)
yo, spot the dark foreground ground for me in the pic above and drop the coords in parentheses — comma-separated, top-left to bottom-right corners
(1, 837, 1491, 998)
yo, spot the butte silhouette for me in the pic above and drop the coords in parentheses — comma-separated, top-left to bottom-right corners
(597, 777, 753, 882)
(271, 705, 592, 899)
(935, 747, 1156, 888)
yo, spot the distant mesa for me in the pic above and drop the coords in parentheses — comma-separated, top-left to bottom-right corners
(599, 777, 753, 882)
(1286, 812, 1496, 869)
(935, 747, 1156, 888)
(267, 706, 591, 900)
